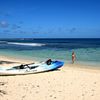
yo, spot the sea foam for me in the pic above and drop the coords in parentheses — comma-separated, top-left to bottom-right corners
(7, 42, 46, 46)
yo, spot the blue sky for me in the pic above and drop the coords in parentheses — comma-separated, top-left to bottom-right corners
(0, 0, 100, 38)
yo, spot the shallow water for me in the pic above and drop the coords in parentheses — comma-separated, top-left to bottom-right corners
(0, 38, 100, 67)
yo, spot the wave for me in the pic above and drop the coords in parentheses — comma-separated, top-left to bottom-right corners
(7, 42, 46, 47)
(0, 41, 7, 43)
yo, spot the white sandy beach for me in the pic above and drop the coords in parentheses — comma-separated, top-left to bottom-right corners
(0, 56, 100, 100)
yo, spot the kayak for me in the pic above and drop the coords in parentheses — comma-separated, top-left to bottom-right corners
(0, 60, 64, 75)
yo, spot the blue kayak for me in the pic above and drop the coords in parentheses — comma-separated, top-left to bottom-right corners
(0, 60, 64, 75)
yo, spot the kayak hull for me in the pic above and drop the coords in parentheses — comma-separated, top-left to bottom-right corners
(0, 61, 64, 75)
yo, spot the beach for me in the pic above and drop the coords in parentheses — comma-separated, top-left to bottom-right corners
(0, 0, 100, 98)
(0, 0, 100, 99)
(0, 56, 100, 100)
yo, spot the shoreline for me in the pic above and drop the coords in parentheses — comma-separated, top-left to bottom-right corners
(0, 55, 100, 70)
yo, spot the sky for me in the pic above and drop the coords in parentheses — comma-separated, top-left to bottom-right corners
(0, 0, 100, 38)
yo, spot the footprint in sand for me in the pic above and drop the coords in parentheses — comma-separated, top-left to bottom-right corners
(0, 90, 7, 96)
(36, 91, 39, 93)
(54, 96, 57, 99)
(94, 82, 96, 84)
(37, 85, 40, 87)
(82, 94, 85, 96)
(0, 82, 7, 96)
(50, 95, 53, 97)
(0, 82, 7, 85)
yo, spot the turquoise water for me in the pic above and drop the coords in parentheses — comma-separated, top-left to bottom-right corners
(0, 48, 100, 67)
(0, 38, 100, 67)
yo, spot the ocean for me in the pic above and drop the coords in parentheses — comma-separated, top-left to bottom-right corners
(0, 38, 100, 67)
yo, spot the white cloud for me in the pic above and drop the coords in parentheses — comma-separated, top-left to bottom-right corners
(0, 21, 9, 28)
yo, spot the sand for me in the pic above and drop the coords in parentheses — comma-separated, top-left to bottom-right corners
(0, 56, 100, 100)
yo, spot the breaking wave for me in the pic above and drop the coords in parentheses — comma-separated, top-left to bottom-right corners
(7, 42, 46, 46)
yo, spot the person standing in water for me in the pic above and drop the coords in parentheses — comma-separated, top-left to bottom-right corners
(72, 51, 76, 64)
